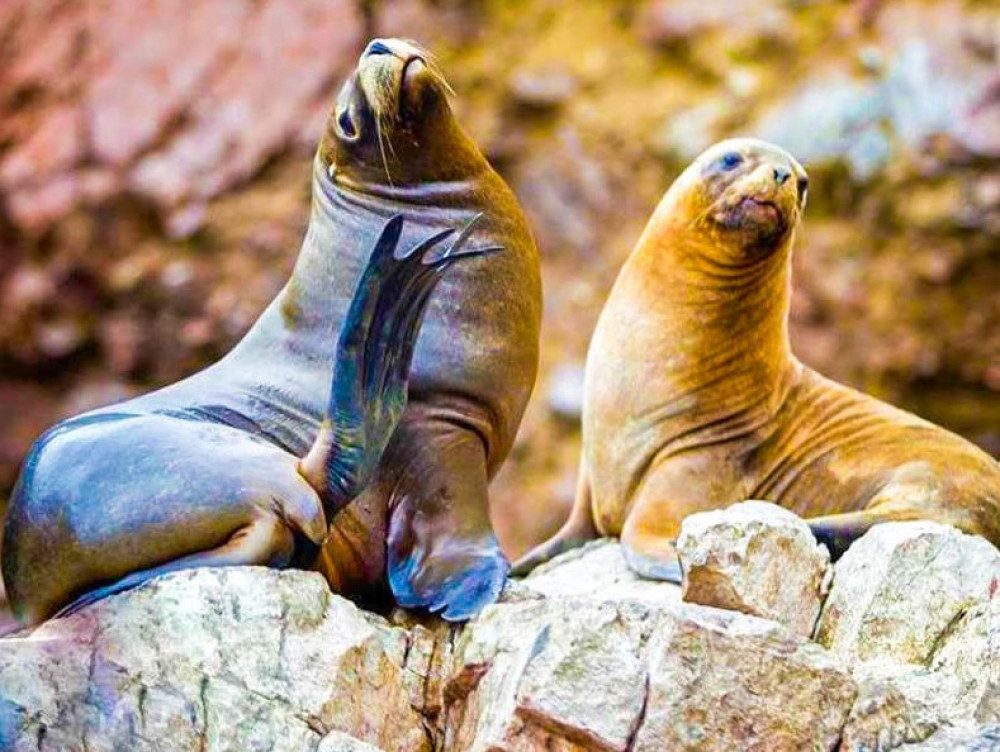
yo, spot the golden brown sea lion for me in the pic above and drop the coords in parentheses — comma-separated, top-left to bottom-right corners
(514, 138, 1000, 580)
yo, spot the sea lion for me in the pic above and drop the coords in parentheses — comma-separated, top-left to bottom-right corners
(3, 37, 542, 628)
(514, 138, 1000, 579)
(310, 39, 540, 619)
(3, 213, 488, 629)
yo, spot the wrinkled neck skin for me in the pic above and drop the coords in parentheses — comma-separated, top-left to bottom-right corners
(279, 156, 487, 342)
(624, 194, 801, 446)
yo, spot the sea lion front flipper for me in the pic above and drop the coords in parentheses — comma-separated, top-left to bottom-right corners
(299, 215, 498, 516)
(621, 531, 683, 583)
(385, 417, 508, 622)
(511, 454, 598, 576)
(618, 455, 734, 584)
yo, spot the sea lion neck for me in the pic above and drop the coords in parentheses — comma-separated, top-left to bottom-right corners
(315, 156, 490, 210)
(258, 158, 493, 355)
(625, 215, 799, 416)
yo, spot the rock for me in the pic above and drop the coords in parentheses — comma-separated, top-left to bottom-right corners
(521, 538, 682, 610)
(651, 99, 732, 162)
(816, 522, 1000, 667)
(445, 595, 855, 752)
(0, 0, 364, 233)
(0, 568, 429, 752)
(839, 673, 942, 751)
(898, 723, 1000, 751)
(317, 731, 388, 752)
(837, 598, 1000, 751)
(85, 0, 254, 168)
(676, 500, 831, 638)
(512, 127, 614, 258)
(637, 0, 792, 48)
(130, 0, 363, 208)
(445, 598, 650, 751)
(929, 598, 1000, 724)
(634, 606, 856, 752)
(754, 3, 1000, 182)
(454, 540, 855, 752)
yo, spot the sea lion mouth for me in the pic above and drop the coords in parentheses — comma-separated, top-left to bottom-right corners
(740, 197, 783, 226)
(714, 195, 786, 227)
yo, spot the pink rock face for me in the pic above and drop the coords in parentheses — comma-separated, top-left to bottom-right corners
(0, 0, 363, 231)
(86, 0, 255, 168)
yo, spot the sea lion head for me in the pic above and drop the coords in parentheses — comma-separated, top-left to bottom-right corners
(662, 138, 809, 260)
(318, 38, 485, 190)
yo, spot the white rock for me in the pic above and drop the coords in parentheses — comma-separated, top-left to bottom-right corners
(0, 568, 429, 752)
(897, 723, 1000, 751)
(838, 670, 946, 751)
(929, 597, 1000, 724)
(444, 598, 649, 751)
(816, 522, 1000, 666)
(634, 604, 856, 752)
(317, 730, 388, 751)
(676, 500, 831, 637)
(444, 592, 855, 752)
(521, 538, 683, 609)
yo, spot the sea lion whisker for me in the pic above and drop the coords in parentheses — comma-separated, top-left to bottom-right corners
(374, 113, 395, 187)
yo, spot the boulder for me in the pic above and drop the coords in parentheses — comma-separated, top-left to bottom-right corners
(632, 605, 856, 752)
(898, 724, 1000, 751)
(449, 541, 855, 751)
(928, 597, 1000, 724)
(815, 521, 1000, 667)
(7, 524, 1000, 751)
(520, 538, 682, 609)
(0, 568, 428, 752)
(676, 500, 830, 637)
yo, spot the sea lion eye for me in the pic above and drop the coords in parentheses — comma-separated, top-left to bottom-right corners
(719, 152, 743, 171)
(337, 109, 357, 138)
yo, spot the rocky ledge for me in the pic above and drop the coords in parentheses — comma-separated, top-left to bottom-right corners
(3, 505, 1000, 751)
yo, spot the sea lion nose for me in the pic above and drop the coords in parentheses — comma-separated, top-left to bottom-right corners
(797, 175, 809, 202)
(773, 166, 792, 186)
(364, 40, 393, 57)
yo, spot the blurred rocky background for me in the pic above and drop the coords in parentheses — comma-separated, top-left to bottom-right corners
(1, 0, 999, 564)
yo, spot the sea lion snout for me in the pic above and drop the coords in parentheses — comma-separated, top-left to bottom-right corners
(320, 37, 486, 189)
(685, 139, 806, 249)
(355, 38, 439, 119)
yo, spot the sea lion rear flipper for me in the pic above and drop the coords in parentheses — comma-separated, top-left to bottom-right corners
(511, 455, 598, 576)
(51, 512, 298, 620)
(386, 418, 508, 622)
(299, 214, 500, 516)
(808, 508, 917, 559)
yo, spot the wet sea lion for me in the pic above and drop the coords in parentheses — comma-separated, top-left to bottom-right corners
(515, 138, 1000, 579)
(310, 39, 540, 619)
(4, 37, 541, 627)
(3, 213, 488, 629)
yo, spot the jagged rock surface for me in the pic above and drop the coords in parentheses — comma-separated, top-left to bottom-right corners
(5, 519, 1000, 751)
(676, 500, 831, 637)
(0, 568, 429, 752)
(815, 521, 1000, 667)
